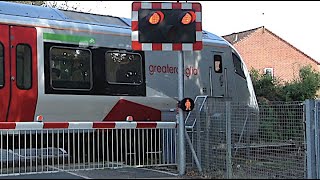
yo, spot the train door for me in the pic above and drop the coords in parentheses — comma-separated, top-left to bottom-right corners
(0, 25, 10, 121)
(209, 51, 225, 97)
(5, 25, 38, 122)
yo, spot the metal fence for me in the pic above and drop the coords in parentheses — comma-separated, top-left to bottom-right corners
(186, 98, 306, 179)
(0, 99, 312, 178)
(0, 121, 177, 176)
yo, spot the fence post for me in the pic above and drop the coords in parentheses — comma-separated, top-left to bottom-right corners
(226, 100, 232, 178)
(315, 100, 320, 179)
(196, 100, 202, 167)
(305, 99, 316, 179)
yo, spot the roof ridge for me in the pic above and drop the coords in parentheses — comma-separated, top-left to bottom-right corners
(223, 26, 263, 37)
(222, 26, 264, 44)
(264, 28, 320, 65)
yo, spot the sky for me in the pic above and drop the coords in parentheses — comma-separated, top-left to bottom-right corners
(52, 1, 320, 62)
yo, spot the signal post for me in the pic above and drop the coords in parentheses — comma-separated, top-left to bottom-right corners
(131, 1, 202, 175)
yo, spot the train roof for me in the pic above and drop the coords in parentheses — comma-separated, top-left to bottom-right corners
(0, 1, 227, 44)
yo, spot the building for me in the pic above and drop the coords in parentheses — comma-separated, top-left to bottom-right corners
(222, 26, 320, 82)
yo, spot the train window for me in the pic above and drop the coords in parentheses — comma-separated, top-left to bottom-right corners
(232, 53, 246, 79)
(0, 43, 3, 88)
(49, 47, 92, 90)
(105, 51, 142, 85)
(16, 44, 32, 90)
(214, 55, 222, 73)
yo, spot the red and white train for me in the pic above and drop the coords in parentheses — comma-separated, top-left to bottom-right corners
(0, 1, 258, 123)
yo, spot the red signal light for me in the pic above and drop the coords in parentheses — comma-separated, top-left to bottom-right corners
(181, 11, 196, 25)
(148, 11, 164, 25)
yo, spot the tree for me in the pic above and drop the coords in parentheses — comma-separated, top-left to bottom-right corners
(250, 68, 284, 102)
(42, 1, 82, 11)
(6, 1, 45, 6)
(282, 65, 320, 101)
(6, 1, 83, 11)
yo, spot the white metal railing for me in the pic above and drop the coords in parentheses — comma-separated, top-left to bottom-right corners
(0, 121, 177, 175)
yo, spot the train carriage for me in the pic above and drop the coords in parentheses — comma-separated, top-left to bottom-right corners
(0, 2, 263, 166)
(0, 1, 258, 123)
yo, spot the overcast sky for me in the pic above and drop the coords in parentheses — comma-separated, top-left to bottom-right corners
(53, 1, 320, 62)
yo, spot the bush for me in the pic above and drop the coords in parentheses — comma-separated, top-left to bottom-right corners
(250, 69, 284, 102)
(250, 65, 320, 102)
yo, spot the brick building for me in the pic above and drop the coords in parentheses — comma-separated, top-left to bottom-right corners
(222, 26, 320, 82)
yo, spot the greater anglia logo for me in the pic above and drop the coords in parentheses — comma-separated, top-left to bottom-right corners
(148, 64, 198, 77)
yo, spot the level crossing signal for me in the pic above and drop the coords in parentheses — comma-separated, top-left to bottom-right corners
(138, 9, 196, 43)
(179, 98, 195, 112)
(131, 2, 202, 51)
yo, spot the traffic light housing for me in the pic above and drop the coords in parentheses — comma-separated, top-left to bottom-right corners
(131, 2, 202, 51)
(138, 9, 196, 43)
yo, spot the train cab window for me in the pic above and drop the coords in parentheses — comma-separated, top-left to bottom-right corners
(0, 43, 3, 88)
(232, 53, 246, 79)
(214, 55, 222, 73)
(105, 51, 142, 85)
(49, 47, 92, 90)
(16, 44, 32, 90)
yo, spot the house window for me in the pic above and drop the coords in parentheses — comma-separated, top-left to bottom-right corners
(264, 68, 274, 77)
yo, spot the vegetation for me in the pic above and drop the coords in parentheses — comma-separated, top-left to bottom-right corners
(5, 1, 84, 11)
(250, 65, 320, 102)
(250, 68, 284, 102)
(250, 65, 319, 142)
(6, 1, 45, 6)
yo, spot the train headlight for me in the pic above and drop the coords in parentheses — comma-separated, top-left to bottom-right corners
(126, 116, 133, 122)
(36, 115, 43, 122)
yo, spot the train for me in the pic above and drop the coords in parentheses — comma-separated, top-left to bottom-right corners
(0, 1, 258, 123)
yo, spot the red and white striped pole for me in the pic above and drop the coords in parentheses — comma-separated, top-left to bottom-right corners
(0, 121, 177, 130)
